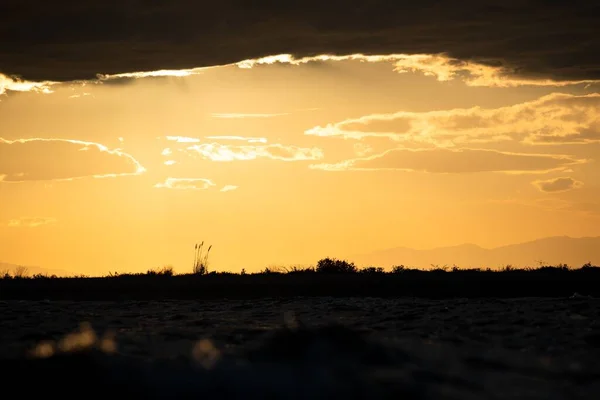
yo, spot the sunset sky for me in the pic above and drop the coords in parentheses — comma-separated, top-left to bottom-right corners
(1, 2, 599, 275)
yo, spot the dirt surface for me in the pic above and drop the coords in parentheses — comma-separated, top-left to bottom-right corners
(1, 297, 600, 399)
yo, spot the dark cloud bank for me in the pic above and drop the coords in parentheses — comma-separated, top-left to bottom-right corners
(1, 0, 599, 82)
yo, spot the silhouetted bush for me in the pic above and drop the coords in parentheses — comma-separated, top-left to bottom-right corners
(2, 261, 600, 300)
(286, 266, 316, 274)
(260, 266, 285, 275)
(316, 258, 357, 274)
(359, 266, 385, 274)
(146, 266, 174, 277)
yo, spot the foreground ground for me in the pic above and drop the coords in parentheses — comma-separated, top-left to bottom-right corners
(1, 296, 599, 399)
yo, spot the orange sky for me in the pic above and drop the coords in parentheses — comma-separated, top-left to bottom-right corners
(1, 54, 599, 276)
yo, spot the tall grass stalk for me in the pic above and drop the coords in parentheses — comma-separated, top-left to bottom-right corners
(193, 241, 212, 275)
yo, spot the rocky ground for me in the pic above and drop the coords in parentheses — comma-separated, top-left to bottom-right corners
(1, 296, 599, 399)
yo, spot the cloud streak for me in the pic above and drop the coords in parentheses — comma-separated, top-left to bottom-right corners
(220, 185, 238, 192)
(4, 52, 599, 97)
(0, 73, 56, 97)
(7, 217, 57, 228)
(532, 177, 584, 193)
(0, 138, 145, 182)
(237, 54, 599, 88)
(311, 148, 586, 174)
(185, 143, 323, 162)
(154, 178, 216, 190)
(306, 93, 600, 147)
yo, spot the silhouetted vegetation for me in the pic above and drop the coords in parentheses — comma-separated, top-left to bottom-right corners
(316, 258, 358, 274)
(1, 258, 599, 300)
(193, 241, 212, 275)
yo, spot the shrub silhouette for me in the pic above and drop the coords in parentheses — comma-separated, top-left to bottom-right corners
(359, 266, 385, 274)
(316, 258, 357, 274)
(2, 262, 600, 300)
(146, 266, 174, 277)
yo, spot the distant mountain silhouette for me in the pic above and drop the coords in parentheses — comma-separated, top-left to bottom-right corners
(0, 262, 74, 277)
(351, 236, 600, 269)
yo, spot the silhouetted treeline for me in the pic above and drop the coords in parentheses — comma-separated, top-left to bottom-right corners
(1, 258, 598, 300)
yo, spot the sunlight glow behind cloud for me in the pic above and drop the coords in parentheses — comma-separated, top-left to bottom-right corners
(0, 73, 56, 97)
(2, 42, 599, 276)
(6, 52, 598, 100)
(235, 54, 599, 87)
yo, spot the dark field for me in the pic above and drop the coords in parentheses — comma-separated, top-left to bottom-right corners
(2, 296, 600, 399)
(2, 267, 600, 399)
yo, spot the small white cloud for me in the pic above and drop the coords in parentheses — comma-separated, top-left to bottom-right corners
(165, 136, 201, 143)
(220, 185, 238, 192)
(8, 217, 57, 228)
(154, 178, 216, 190)
(532, 177, 584, 193)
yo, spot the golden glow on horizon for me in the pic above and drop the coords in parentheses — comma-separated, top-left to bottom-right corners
(1, 53, 599, 276)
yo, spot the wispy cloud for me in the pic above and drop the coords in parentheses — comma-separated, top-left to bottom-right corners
(306, 93, 600, 146)
(0, 138, 145, 182)
(204, 136, 268, 143)
(532, 177, 584, 193)
(310, 148, 586, 174)
(154, 178, 216, 190)
(236, 54, 599, 88)
(220, 185, 238, 192)
(8, 217, 57, 228)
(164, 135, 268, 144)
(96, 65, 218, 81)
(0, 73, 56, 97)
(164, 136, 201, 143)
(186, 143, 323, 162)
(211, 113, 289, 119)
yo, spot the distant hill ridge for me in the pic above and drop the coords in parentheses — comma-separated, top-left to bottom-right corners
(0, 262, 74, 277)
(351, 236, 600, 269)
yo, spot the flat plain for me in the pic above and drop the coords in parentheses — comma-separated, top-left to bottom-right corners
(1, 296, 599, 399)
